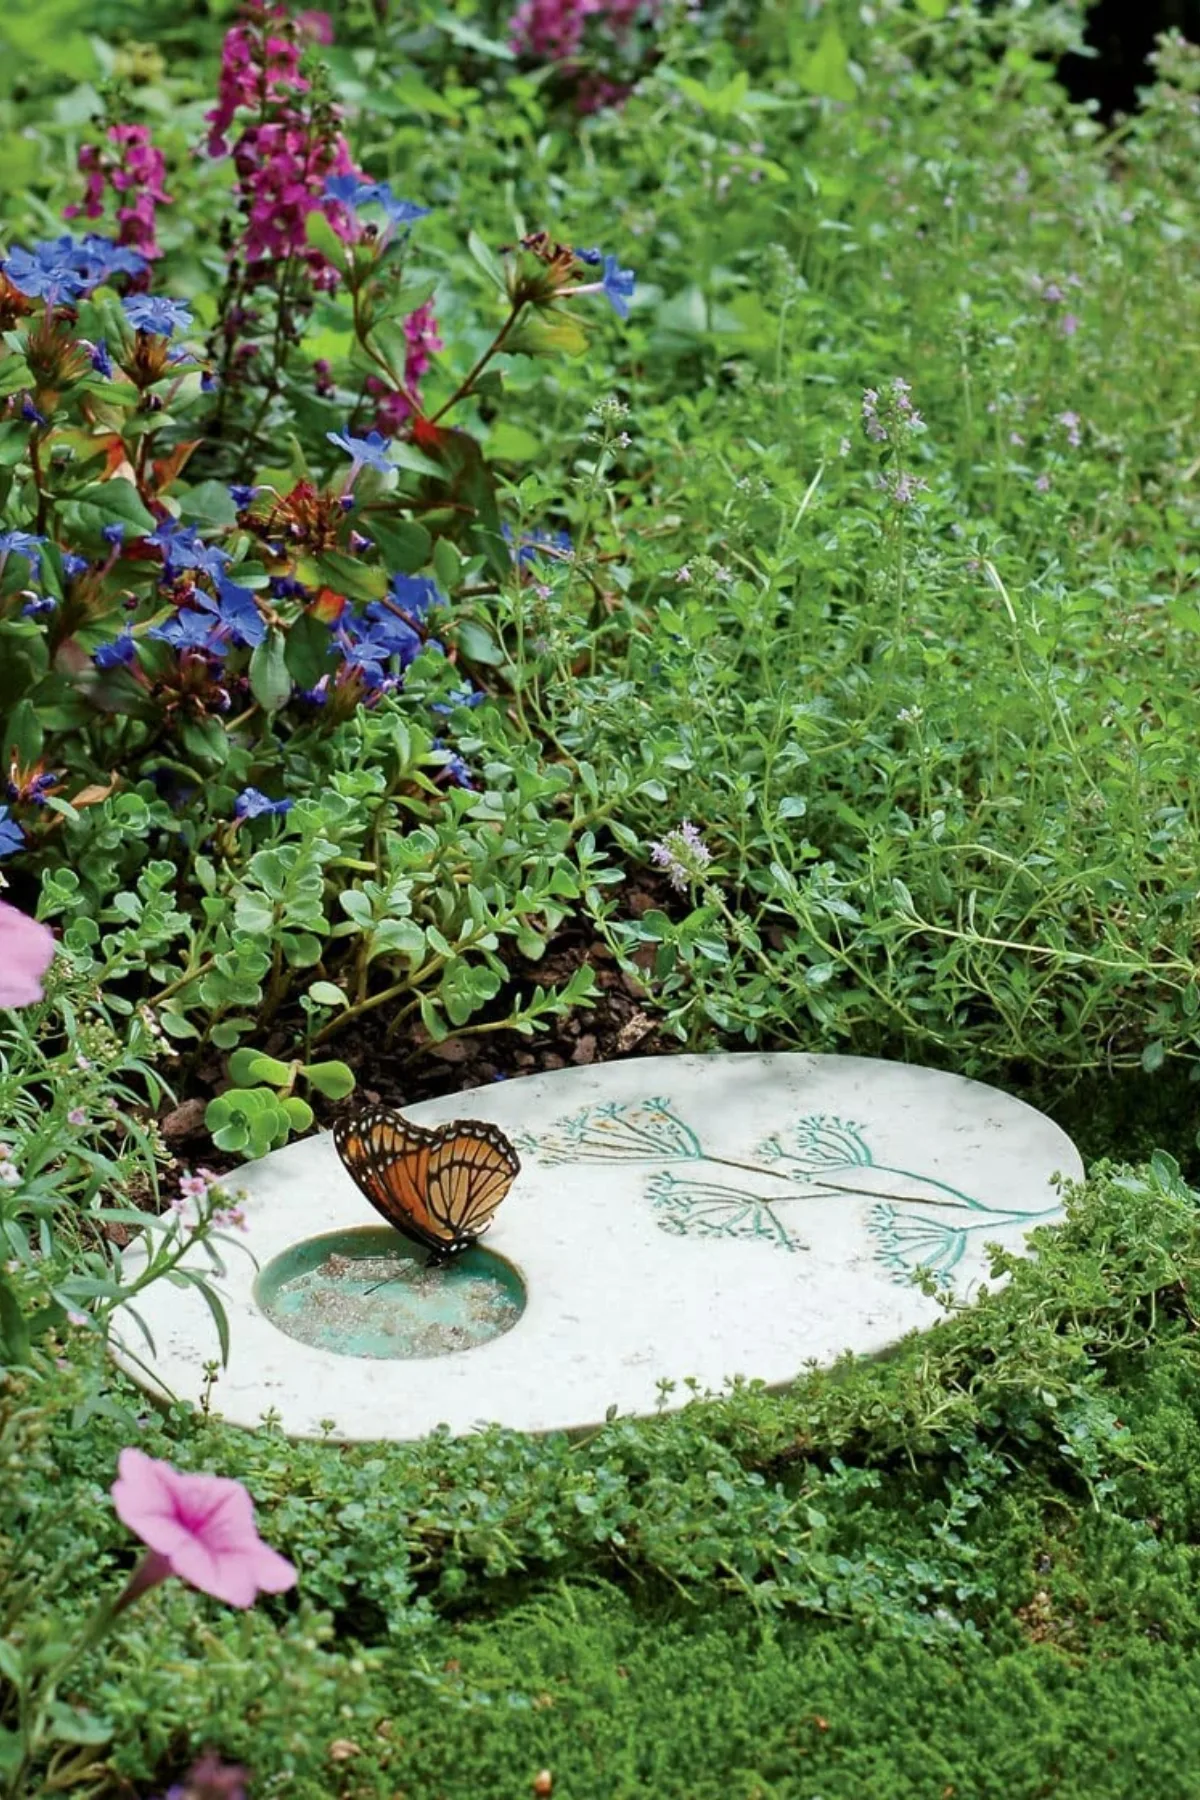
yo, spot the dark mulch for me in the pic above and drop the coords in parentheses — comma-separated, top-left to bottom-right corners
(351, 914, 674, 1113)
(157, 884, 679, 1178)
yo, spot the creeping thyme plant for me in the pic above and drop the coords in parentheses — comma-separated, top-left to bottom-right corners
(3, 0, 1200, 1792)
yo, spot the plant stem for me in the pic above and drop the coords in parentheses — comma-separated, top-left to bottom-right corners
(430, 305, 524, 424)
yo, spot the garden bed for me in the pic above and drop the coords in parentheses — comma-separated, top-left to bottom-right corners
(4, 0, 1200, 1793)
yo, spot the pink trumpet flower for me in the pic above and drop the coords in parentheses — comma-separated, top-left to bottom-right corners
(0, 900, 55, 1007)
(112, 1449, 297, 1610)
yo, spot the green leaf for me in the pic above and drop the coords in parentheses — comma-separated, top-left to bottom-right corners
(0, 421, 31, 465)
(281, 1095, 314, 1131)
(177, 1269, 231, 1366)
(486, 420, 542, 462)
(0, 13, 95, 80)
(454, 618, 505, 666)
(391, 70, 462, 119)
(434, 13, 515, 59)
(3, 695, 43, 763)
(209, 1020, 249, 1049)
(302, 1059, 356, 1100)
(314, 550, 388, 602)
(179, 480, 239, 526)
(0, 1723, 21, 1778)
(44, 1700, 113, 1746)
(0, 1273, 31, 1367)
(468, 229, 508, 292)
(371, 917, 426, 965)
(158, 1010, 200, 1041)
(66, 477, 156, 534)
(307, 981, 348, 1009)
(305, 207, 347, 273)
(432, 535, 462, 592)
(504, 311, 590, 359)
(228, 1048, 292, 1087)
(249, 629, 292, 712)
(389, 441, 447, 480)
(178, 715, 229, 765)
(419, 991, 449, 1042)
(1142, 1040, 1166, 1074)
(368, 514, 433, 574)
(283, 611, 333, 687)
(797, 24, 857, 102)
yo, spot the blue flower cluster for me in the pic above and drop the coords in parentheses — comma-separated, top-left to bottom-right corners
(431, 741, 473, 788)
(234, 788, 293, 822)
(140, 519, 266, 654)
(575, 248, 636, 320)
(2, 235, 147, 303)
(148, 518, 231, 583)
(322, 573, 443, 694)
(123, 294, 193, 339)
(94, 631, 136, 671)
(503, 523, 573, 567)
(323, 176, 430, 230)
(149, 578, 265, 654)
(0, 530, 44, 575)
(0, 805, 24, 857)
(326, 429, 394, 475)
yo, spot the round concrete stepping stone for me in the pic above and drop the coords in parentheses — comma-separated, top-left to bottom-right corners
(110, 1053, 1082, 1441)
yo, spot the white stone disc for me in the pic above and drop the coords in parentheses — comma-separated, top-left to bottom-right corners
(109, 1053, 1081, 1441)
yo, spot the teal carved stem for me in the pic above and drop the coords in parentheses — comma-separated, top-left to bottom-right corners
(771, 1168, 984, 1209)
(954, 1203, 1062, 1232)
(697, 1152, 809, 1183)
(851, 1162, 980, 1207)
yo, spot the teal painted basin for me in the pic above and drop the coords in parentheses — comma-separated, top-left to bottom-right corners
(255, 1227, 525, 1361)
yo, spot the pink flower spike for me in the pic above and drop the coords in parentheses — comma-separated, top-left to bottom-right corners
(0, 901, 55, 1008)
(112, 1449, 297, 1609)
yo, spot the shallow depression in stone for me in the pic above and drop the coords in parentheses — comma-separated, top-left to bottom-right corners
(255, 1227, 525, 1360)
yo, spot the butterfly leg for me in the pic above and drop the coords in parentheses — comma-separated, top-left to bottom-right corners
(363, 1274, 399, 1297)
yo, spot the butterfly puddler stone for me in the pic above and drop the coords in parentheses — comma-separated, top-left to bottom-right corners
(109, 1053, 1081, 1441)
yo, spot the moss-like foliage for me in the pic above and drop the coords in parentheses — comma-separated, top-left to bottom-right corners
(7, 1158, 1200, 1795)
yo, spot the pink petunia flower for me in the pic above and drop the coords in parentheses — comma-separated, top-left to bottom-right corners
(0, 901, 55, 1008)
(111, 1448, 297, 1609)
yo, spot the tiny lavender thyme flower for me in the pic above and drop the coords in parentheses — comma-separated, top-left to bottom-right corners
(649, 820, 713, 893)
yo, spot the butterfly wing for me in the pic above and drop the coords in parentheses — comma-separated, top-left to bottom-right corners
(333, 1108, 452, 1253)
(334, 1109, 521, 1256)
(425, 1121, 521, 1246)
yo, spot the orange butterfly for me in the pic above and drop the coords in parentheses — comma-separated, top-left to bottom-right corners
(333, 1106, 520, 1263)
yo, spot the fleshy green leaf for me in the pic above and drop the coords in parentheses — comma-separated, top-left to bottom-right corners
(249, 629, 292, 712)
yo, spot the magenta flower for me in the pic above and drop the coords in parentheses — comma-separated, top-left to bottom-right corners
(369, 301, 443, 432)
(67, 124, 172, 263)
(509, 0, 655, 64)
(510, 0, 590, 60)
(112, 1448, 297, 1609)
(0, 901, 55, 1008)
(206, 8, 360, 289)
(206, 15, 310, 158)
(166, 1750, 249, 1800)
